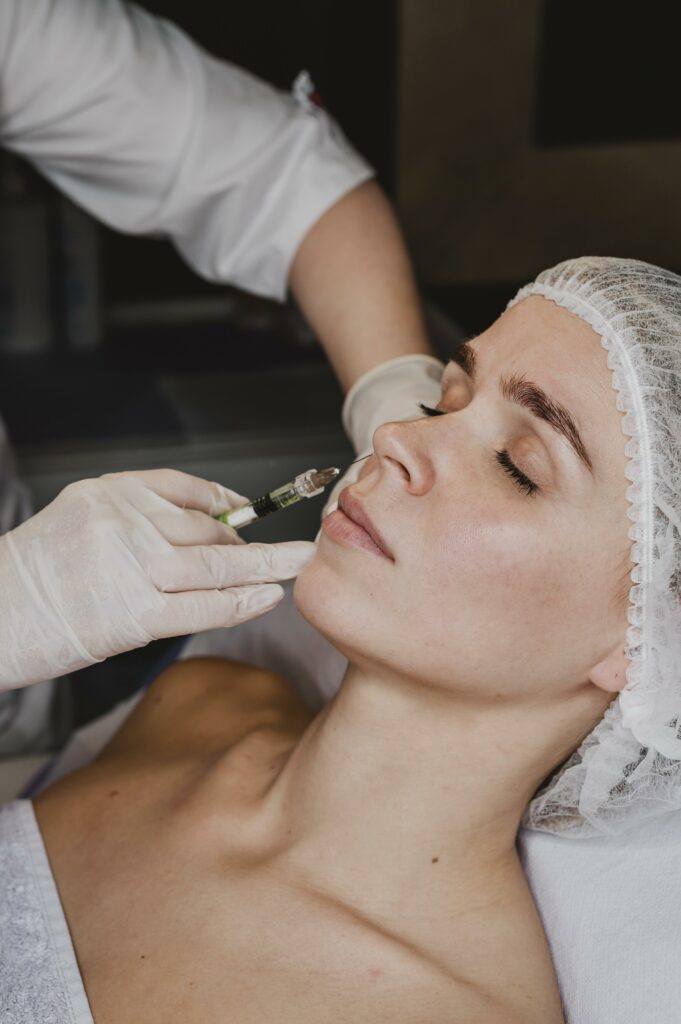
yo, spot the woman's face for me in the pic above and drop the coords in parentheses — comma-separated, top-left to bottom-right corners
(294, 296, 632, 702)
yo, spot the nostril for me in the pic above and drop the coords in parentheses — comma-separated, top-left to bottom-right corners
(386, 455, 411, 483)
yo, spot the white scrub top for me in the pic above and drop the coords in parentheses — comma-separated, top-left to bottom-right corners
(0, 0, 373, 753)
(0, 0, 373, 301)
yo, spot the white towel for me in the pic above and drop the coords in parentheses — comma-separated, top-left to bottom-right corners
(0, 801, 93, 1024)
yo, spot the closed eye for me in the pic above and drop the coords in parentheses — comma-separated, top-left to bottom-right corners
(493, 448, 538, 496)
(417, 402, 539, 496)
(418, 402, 446, 417)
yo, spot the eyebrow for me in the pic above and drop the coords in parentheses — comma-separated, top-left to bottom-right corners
(446, 341, 594, 475)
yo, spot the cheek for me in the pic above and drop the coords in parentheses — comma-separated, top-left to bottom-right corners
(414, 504, 582, 664)
(424, 507, 550, 602)
(421, 504, 617, 661)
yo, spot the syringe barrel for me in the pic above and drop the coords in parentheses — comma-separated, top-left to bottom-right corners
(252, 484, 300, 515)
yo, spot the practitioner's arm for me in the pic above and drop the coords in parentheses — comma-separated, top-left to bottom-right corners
(289, 179, 436, 393)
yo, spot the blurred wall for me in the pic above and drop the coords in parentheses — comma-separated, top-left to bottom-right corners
(398, 0, 681, 285)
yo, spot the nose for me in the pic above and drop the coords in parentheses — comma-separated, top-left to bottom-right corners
(371, 418, 436, 495)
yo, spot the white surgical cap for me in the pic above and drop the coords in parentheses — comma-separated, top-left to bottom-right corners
(507, 256, 681, 837)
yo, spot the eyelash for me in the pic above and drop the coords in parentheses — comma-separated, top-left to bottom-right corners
(417, 402, 539, 496)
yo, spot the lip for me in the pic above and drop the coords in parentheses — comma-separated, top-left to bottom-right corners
(332, 489, 393, 560)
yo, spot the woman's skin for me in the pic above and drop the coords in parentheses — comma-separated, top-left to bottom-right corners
(35, 295, 633, 1023)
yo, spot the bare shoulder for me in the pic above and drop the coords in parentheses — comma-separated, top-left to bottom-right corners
(35, 656, 313, 850)
(101, 656, 314, 761)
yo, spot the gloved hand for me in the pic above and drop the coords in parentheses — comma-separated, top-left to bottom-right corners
(321, 354, 445, 518)
(0, 469, 315, 690)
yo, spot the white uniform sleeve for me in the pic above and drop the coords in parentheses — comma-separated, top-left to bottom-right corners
(0, 0, 374, 300)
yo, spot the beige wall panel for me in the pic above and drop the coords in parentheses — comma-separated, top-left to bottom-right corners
(398, 0, 681, 284)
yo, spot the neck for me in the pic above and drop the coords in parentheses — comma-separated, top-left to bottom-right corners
(257, 663, 609, 932)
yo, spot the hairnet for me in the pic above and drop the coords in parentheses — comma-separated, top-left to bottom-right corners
(507, 256, 681, 837)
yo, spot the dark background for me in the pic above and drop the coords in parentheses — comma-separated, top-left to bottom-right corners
(535, 2, 681, 148)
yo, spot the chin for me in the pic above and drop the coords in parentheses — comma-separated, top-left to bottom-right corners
(292, 548, 403, 684)
(292, 551, 369, 662)
(292, 556, 333, 632)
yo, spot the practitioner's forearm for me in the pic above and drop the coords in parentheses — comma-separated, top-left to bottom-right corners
(289, 180, 435, 393)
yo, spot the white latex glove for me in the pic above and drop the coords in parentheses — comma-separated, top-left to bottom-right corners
(320, 354, 446, 519)
(0, 469, 315, 691)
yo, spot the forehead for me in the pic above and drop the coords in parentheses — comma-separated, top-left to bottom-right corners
(467, 295, 627, 485)
(488, 295, 606, 371)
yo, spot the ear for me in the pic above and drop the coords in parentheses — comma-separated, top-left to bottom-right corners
(589, 644, 629, 693)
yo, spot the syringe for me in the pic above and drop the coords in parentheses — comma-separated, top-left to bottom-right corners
(215, 467, 341, 530)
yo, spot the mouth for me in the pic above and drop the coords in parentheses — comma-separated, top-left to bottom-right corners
(321, 489, 393, 561)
